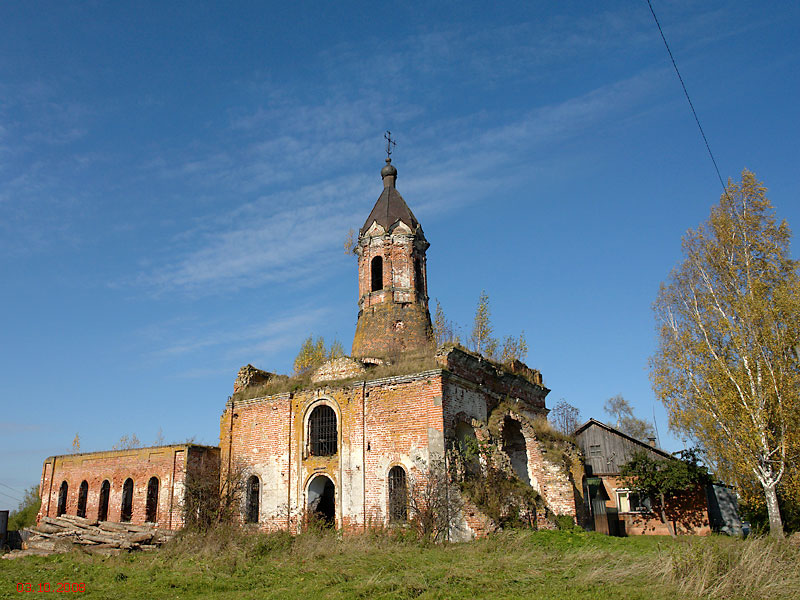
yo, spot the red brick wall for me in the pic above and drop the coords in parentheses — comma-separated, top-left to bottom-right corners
(37, 444, 219, 530)
(221, 373, 444, 532)
(599, 475, 711, 536)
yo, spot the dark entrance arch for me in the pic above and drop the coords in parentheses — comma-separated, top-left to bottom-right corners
(98, 480, 110, 521)
(307, 475, 335, 526)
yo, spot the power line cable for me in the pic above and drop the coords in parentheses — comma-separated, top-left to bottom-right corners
(0, 481, 24, 494)
(0, 489, 23, 504)
(646, 0, 727, 195)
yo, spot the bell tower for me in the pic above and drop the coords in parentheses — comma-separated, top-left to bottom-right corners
(351, 155, 433, 360)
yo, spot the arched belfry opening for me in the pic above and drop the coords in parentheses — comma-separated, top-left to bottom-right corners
(502, 417, 531, 486)
(371, 255, 383, 292)
(414, 257, 424, 294)
(307, 475, 335, 526)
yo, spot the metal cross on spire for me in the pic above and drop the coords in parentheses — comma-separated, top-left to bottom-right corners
(384, 130, 396, 161)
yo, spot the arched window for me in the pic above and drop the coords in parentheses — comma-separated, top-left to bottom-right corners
(98, 480, 110, 521)
(57, 481, 68, 517)
(309, 405, 337, 456)
(77, 480, 88, 518)
(371, 256, 383, 292)
(145, 477, 159, 523)
(388, 466, 408, 522)
(414, 257, 424, 294)
(246, 476, 260, 523)
(121, 478, 134, 522)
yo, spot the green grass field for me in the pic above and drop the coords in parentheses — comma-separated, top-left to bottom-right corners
(3, 529, 798, 599)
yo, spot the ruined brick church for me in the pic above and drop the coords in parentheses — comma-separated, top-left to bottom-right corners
(37, 156, 578, 539)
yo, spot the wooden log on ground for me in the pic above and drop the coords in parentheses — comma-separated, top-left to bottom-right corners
(40, 517, 69, 528)
(98, 521, 129, 533)
(125, 532, 154, 544)
(58, 515, 96, 528)
(34, 524, 63, 534)
(81, 533, 125, 545)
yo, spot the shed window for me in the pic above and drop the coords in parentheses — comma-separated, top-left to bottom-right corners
(145, 477, 159, 523)
(589, 444, 602, 457)
(57, 481, 68, 517)
(121, 478, 134, 522)
(309, 405, 337, 456)
(98, 480, 110, 521)
(371, 256, 383, 292)
(246, 476, 260, 523)
(77, 480, 88, 518)
(616, 490, 651, 513)
(388, 466, 408, 522)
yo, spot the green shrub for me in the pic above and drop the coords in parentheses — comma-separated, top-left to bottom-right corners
(8, 486, 40, 531)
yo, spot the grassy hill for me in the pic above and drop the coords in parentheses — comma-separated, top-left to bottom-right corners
(2, 528, 798, 599)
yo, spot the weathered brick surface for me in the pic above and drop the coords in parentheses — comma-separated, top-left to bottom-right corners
(311, 357, 366, 383)
(351, 175, 432, 359)
(220, 372, 444, 532)
(37, 445, 219, 530)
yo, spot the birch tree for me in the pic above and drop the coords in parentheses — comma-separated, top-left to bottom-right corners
(651, 170, 800, 537)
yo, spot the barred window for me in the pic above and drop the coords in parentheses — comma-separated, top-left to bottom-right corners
(309, 405, 337, 456)
(371, 256, 383, 291)
(246, 476, 260, 523)
(121, 478, 134, 522)
(57, 481, 68, 517)
(98, 480, 110, 521)
(77, 480, 88, 518)
(146, 477, 159, 523)
(388, 466, 408, 522)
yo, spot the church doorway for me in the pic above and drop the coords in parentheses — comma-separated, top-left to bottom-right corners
(307, 475, 336, 526)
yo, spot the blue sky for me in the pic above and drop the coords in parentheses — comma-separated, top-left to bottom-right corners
(1, 1, 799, 507)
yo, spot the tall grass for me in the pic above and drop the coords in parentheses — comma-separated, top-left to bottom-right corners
(659, 534, 800, 599)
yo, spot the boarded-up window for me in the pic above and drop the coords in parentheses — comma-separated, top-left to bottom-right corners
(77, 480, 88, 518)
(145, 477, 159, 523)
(57, 481, 68, 517)
(98, 480, 110, 521)
(371, 256, 383, 291)
(121, 478, 134, 522)
(388, 466, 408, 522)
(246, 476, 260, 523)
(309, 405, 337, 456)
